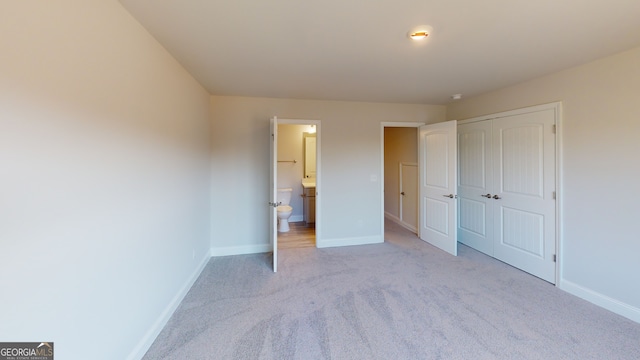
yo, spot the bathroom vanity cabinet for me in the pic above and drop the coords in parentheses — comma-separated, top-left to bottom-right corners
(302, 186, 316, 226)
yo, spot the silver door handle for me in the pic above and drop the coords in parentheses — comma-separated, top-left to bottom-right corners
(443, 194, 455, 198)
(493, 195, 501, 200)
(481, 194, 492, 198)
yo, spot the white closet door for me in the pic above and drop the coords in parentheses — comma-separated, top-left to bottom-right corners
(492, 109, 556, 283)
(457, 120, 494, 256)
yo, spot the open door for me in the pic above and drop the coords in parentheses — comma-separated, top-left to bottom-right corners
(400, 162, 418, 232)
(269, 116, 278, 272)
(419, 120, 458, 256)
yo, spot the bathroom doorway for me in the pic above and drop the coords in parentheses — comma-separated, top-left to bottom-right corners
(276, 120, 320, 250)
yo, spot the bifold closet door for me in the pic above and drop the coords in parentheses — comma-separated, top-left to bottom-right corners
(492, 109, 556, 283)
(457, 106, 557, 283)
(457, 121, 493, 256)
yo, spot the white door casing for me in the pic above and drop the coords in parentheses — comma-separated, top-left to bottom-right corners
(269, 116, 278, 272)
(419, 120, 458, 256)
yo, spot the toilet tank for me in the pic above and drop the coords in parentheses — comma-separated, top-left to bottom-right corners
(277, 188, 293, 205)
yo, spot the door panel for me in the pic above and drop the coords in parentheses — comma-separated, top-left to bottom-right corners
(492, 109, 556, 282)
(419, 120, 457, 256)
(425, 198, 450, 235)
(457, 121, 493, 255)
(400, 163, 418, 231)
(269, 116, 278, 272)
(501, 207, 544, 257)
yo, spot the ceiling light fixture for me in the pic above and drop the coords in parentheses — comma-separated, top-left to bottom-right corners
(408, 26, 432, 40)
(451, 94, 462, 100)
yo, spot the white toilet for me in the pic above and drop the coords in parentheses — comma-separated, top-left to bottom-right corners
(276, 188, 293, 232)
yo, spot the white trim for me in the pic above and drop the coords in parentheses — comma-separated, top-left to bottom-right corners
(384, 211, 417, 233)
(316, 235, 382, 248)
(554, 103, 564, 286)
(127, 251, 211, 360)
(289, 215, 304, 223)
(211, 244, 271, 257)
(457, 102, 563, 124)
(559, 280, 640, 323)
(380, 122, 425, 241)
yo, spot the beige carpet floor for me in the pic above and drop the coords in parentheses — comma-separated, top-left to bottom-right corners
(142, 220, 640, 359)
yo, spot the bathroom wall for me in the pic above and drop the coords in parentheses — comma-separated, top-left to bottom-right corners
(447, 46, 640, 322)
(210, 96, 445, 253)
(0, 1, 211, 359)
(277, 124, 309, 221)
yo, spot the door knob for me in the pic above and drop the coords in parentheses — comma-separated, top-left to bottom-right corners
(481, 194, 492, 198)
(493, 195, 501, 199)
(401, 192, 405, 196)
(443, 194, 455, 198)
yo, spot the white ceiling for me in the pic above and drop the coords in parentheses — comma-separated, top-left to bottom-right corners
(120, 0, 640, 105)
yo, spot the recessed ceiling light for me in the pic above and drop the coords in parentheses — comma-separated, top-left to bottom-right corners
(408, 26, 433, 40)
(409, 31, 429, 40)
(451, 94, 462, 100)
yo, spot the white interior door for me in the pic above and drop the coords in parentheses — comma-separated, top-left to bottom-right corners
(457, 120, 494, 255)
(492, 109, 556, 282)
(419, 120, 457, 256)
(400, 163, 418, 232)
(269, 116, 278, 272)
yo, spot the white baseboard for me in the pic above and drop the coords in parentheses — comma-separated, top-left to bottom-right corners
(317, 235, 383, 248)
(289, 215, 304, 222)
(127, 252, 211, 360)
(559, 279, 640, 324)
(211, 244, 271, 257)
(384, 211, 417, 234)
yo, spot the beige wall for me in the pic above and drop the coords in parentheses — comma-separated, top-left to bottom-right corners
(210, 96, 444, 251)
(447, 46, 640, 320)
(0, 1, 211, 358)
(384, 127, 418, 225)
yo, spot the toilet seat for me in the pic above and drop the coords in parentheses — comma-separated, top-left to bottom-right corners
(277, 205, 292, 213)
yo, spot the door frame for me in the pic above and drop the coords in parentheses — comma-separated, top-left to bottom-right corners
(380, 122, 425, 237)
(457, 102, 563, 285)
(277, 118, 322, 248)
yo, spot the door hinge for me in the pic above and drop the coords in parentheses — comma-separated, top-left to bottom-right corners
(552, 254, 557, 262)
(552, 191, 556, 199)
(552, 124, 556, 134)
